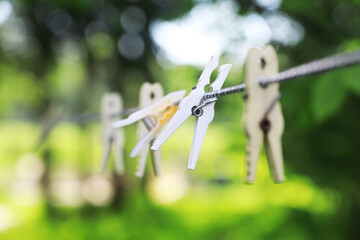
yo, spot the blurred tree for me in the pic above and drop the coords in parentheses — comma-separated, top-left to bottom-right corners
(0, 0, 360, 239)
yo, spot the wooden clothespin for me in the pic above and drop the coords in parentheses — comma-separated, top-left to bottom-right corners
(101, 93, 125, 175)
(136, 83, 164, 177)
(242, 45, 285, 183)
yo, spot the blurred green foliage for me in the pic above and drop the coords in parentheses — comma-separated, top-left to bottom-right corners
(0, 0, 360, 239)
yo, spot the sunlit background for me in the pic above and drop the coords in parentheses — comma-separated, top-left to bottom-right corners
(1, 0, 360, 239)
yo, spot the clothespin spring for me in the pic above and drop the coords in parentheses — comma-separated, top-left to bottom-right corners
(191, 98, 218, 117)
(141, 117, 155, 131)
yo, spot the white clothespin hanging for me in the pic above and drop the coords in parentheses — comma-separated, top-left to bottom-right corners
(112, 85, 186, 176)
(136, 83, 164, 177)
(188, 64, 232, 169)
(151, 56, 232, 170)
(101, 93, 125, 175)
(242, 45, 285, 183)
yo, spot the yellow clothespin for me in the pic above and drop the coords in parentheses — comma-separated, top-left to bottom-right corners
(101, 93, 125, 175)
(136, 83, 164, 177)
(112, 84, 186, 177)
(242, 45, 285, 183)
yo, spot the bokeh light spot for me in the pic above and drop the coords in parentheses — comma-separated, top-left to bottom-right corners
(148, 173, 189, 205)
(117, 33, 144, 60)
(16, 154, 44, 181)
(49, 170, 83, 207)
(120, 6, 146, 33)
(82, 175, 114, 206)
(46, 10, 72, 36)
(87, 32, 115, 59)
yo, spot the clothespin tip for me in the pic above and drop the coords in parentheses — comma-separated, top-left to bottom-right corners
(187, 164, 195, 170)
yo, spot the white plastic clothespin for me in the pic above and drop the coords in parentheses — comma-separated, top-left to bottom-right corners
(101, 93, 125, 175)
(136, 83, 163, 177)
(112, 84, 186, 177)
(151, 56, 232, 170)
(188, 64, 232, 169)
(242, 45, 285, 183)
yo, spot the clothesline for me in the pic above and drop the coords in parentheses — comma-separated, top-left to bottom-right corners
(3, 48, 360, 124)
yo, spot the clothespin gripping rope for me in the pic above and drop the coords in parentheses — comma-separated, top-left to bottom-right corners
(202, 49, 360, 101)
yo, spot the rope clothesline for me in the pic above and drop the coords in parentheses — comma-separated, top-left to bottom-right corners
(3, 49, 360, 124)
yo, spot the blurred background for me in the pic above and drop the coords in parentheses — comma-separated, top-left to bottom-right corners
(0, 0, 360, 239)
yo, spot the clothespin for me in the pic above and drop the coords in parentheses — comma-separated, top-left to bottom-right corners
(112, 85, 186, 177)
(188, 64, 232, 169)
(136, 83, 163, 177)
(151, 56, 232, 170)
(101, 93, 125, 175)
(242, 45, 285, 183)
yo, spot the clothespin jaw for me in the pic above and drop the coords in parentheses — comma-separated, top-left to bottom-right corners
(242, 45, 285, 183)
(101, 93, 125, 175)
(136, 82, 164, 177)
